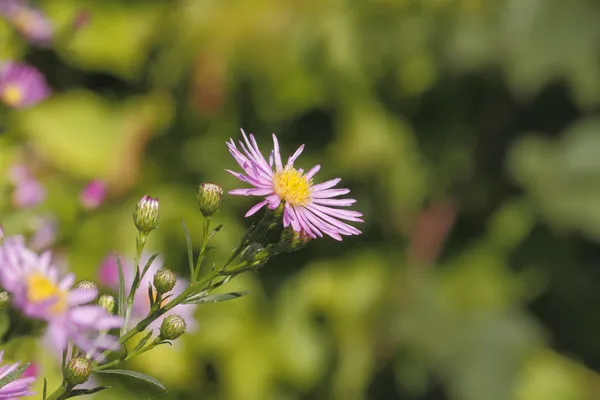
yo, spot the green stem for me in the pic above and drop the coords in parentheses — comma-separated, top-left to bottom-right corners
(123, 233, 146, 333)
(118, 267, 221, 345)
(46, 382, 72, 400)
(193, 217, 211, 282)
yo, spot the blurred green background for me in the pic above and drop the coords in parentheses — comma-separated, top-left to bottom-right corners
(4, 0, 600, 399)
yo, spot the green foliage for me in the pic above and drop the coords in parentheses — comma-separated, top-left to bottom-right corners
(4, 0, 600, 398)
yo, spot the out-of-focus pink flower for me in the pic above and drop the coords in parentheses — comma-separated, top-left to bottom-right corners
(8, 163, 46, 209)
(29, 216, 57, 252)
(22, 362, 38, 379)
(0, 236, 123, 361)
(0, 61, 51, 109)
(99, 253, 197, 334)
(80, 180, 107, 211)
(0, 0, 53, 46)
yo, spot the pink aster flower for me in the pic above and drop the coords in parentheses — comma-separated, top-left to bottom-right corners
(79, 180, 107, 210)
(0, 61, 51, 108)
(98, 253, 197, 334)
(0, 236, 122, 360)
(0, 0, 53, 46)
(226, 130, 363, 241)
(8, 163, 46, 209)
(0, 351, 35, 398)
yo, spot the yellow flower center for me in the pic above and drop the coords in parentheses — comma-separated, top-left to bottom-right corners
(2, 84, 23, 106)
(273, 168, 312, 206)
(27, 273, 67, 314)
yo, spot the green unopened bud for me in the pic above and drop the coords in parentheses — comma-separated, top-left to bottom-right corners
(74, 280, 97, 292)
(159, 314, 186, 341)
(153, 268, 177, 294)
(98, 294, 115, 314)
(0, 292, 9, 308)
(197, 183, 223, 218)
(66, 357, 92, 385)
(133, 195, 160, 234)
(280, 228, 312, 252)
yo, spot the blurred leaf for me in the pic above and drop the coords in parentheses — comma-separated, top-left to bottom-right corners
(66, 386, 111, 398)
(94, 369, 167, 393)
(0, 362, 30, 389)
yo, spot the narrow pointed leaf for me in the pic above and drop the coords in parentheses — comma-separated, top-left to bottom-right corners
(207, 224, 223, 241)
(0, 362, 30, 389)
(66, 387, 111, 398)
(43, 378, 47, 400)
(148, 281, 155, 307)
(141, 253, 160, 281)
(95, 369, 167, 392)
(133, 331, 154, 353)
(115, 256, 126, 319)
(181, 219, 194, 279)
(183, 291, 251, 304)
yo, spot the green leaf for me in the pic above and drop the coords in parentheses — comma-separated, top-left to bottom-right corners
(133, 331, 154, 353)
(43, 378, 47, 400)
(94, 369, 167, 392)
(66, 386, 111, 398)
(116, 255, 126, 330)
(184, 291, 251, 305)
(0, 362, 30, 389)
(207, 224, 223, 241)
(181, 219, 194, 279)
(141, 253, 160, 281)
(147, 281, 155, 307)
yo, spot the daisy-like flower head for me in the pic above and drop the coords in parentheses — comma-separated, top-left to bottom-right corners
(227, 130, 363, 241)
(0, 351, 35, 398)
(0, 236, 122, 361)
(0, 61, 51, 108)
(98, 253, 198, 334)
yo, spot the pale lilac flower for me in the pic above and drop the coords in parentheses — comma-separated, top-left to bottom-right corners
(99, 253, 197, 333)
(8, 164, 46, 209)
(0, 62, 51, 108)
(0, 236, 122, 360)
(79, 180, 107, 210)
(0, 0, 52, 46)
(227, 130, 363, 241)
(28, 215, 57, 251)
(0, 351, 35, 398)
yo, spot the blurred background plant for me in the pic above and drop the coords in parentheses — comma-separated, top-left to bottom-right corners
(2, 0, 600, 399)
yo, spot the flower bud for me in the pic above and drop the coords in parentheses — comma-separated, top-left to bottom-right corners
(153, 268, 177, 294)
(98, 294, 115, 314)
(80, 180, 107, 210)
(196, 183, 223, 218)
(133, 195, 159, 235)
(0, 292, 9, 308)
(0, 224, 3, 244)
(66, 357, 92, 385)
(280, 228, 312, 252)
(74, 280, 97, 292)
(159, 314, 186, 341)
